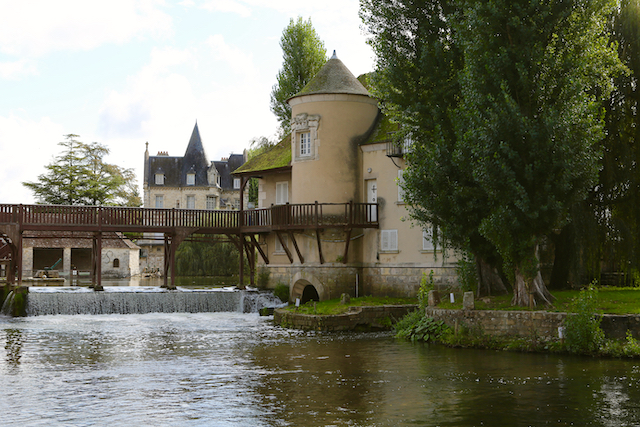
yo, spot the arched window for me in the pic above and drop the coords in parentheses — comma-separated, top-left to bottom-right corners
(113, 258, 120, 268)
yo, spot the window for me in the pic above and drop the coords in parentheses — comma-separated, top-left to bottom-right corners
(422, 228, 435, 251)
(381, 230, 398, 252)
(113, 258, 120, 268)
(403, 133, 413, 154)
(233, 178, 241, 189)
(186, 195, 195, 209)
(155, 173, 164, 185)
(155, 195, 164, 208)
(397, 169, 405, 203)
(275, 235, 288, 253)
(206, 196, 217, 210)
(232, 198, 240, 210)
(187, 173, 195, 185)
(300, 132, 311, 156)
(276, 182, 288, 205)
(217, 176, 221, 187)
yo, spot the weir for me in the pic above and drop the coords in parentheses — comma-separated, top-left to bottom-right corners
(2, 287, 284, 316)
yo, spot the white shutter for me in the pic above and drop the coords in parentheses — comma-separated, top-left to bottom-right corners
(276, 182, 288, 205)
(381, 230, 398, 251)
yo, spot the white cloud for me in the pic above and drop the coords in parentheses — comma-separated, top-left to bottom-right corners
(0, 114, 65, 204)
(0, 59, 38, 80)
(205, 35, 258, 80)
(0, 0, 173, 57)
(199, 0, 251, 17)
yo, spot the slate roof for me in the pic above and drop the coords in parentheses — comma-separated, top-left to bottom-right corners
(145, 123, 244, 190)
(291, 52, 371, 99)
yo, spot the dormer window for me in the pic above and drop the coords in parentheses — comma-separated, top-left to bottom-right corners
(233, 178, 241, 189)
(187, 173, 195, 185)
(155, 173, 164, 185)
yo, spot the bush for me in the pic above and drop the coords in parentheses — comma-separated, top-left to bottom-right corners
(273, 283, 289, 303)
(395, 309, 450, 342)
(564, 285, 605, 354)
(456, 253, 478, 293)
(257, 267, 270, 289)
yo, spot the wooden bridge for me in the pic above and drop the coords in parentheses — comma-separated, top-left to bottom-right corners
(0, 202, 378, 289)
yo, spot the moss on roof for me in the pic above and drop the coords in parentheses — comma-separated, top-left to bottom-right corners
(293, 57, 371, 98)
(233, 134, 291, 175)
(361, 113, 399, 145)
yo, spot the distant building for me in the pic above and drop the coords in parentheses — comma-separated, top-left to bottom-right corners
(139, 123, 246, 272)
(22, 231, 140, 279)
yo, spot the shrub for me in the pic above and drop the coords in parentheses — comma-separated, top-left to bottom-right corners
(456, 253, 478, 293)
(273, 283, 289, 303)
(257, 267, 270, 289)
(564, 285, 605, 354)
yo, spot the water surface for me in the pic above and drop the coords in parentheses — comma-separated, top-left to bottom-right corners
(1, 313, 639, 426)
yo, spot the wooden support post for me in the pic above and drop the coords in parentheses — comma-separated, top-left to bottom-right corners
(316, 230, 324, 264)
(91, 232, 103, 291)
(287, 231, 304, 264)
(275, 231, 293, 263)
(342, 229, 352, 264)
(242, 236, 256, 287)
(238, 233, 245, 289)
(250, 234, 269, 264)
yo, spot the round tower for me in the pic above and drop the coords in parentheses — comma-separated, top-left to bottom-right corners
(287, 52, 379, 204)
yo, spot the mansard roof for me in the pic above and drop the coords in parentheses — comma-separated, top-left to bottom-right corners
(213, 154, 245, 189)
(291, 52, 371, 99)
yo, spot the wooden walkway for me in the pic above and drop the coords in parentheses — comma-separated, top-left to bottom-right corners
(0, 202, 378, 289)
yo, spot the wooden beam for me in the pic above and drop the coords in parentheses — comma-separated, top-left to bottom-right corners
(316, 230, 324, 264)
(250, 234, 269, 264)
(342, 229, 352, 264)
(275, 231, 293, 263)
(287, 231, 304, 264)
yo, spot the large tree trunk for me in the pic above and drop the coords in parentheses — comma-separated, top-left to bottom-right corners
(512, 262, 555, 307)
(476, 257, 508, 297)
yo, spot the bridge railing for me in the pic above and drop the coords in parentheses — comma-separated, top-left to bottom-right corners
(0, 203, 378, 231)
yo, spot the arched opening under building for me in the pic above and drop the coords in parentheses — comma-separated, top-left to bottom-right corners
(300, 284, 319, 304)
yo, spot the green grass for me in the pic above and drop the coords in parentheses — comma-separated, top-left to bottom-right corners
(472, 287, 640, 314)
(282, 296, 417, 315)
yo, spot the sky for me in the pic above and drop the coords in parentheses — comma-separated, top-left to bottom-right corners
(0, 0, 375, 204)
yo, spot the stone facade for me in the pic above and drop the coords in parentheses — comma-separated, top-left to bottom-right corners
(21, 231, 140, 279)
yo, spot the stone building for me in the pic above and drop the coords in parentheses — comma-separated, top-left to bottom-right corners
(234, 52, 458, 302)
(139, 122, 246, 272)
(22, 231, 140, 279)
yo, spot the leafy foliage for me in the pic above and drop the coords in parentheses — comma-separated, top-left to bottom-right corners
(23, 134, 141, 206)
(361, 0, 623, 305)
(175, 241, 243, 277)
(270, 17, 326, 132)
(395, 311, 450, 342)
(273, 283, 289, 303)
(564, 285, 605, 354)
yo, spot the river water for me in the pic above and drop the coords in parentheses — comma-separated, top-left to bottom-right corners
(1, 282, 640, 426)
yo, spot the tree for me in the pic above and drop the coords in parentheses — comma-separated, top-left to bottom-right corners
(270, 17, 326, 133)
(361, 0, 623, 306)
(23, 134, 141, 206)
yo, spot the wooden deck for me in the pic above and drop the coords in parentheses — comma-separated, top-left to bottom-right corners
(0, 202, 378, 289)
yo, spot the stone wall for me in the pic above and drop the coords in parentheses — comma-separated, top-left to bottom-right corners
(362, 265, 458, 298)
(426, 307, 640, 340)
(274, 305, 417, 331)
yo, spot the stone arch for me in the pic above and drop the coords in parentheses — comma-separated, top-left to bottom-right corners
(291, 271, 326, 302)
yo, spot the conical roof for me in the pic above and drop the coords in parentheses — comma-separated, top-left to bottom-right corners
(182, 122, 209, 185)
(291, 51, 371, 99)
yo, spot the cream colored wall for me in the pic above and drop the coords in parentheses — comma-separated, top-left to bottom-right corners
(257, 171, 291, 208)
(289, 94, 378, 204)
(360, 143, 456, 268)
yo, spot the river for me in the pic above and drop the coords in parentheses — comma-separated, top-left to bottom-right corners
(1, 281, 640, 426)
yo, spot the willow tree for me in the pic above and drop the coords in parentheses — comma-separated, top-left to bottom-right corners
(270, 17, 326, 133)
(362, 0, 623, 306)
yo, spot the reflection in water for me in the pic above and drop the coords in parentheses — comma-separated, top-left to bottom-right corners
(0, 313, 639, 426)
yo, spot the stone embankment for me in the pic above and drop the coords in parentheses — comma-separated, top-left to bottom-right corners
(427, 291, 640, 340)
(274, 305, 417, 332)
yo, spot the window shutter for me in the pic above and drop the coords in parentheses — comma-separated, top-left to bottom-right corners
(397, 170, 405, 202)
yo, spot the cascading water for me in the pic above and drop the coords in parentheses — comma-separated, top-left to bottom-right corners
(22, 287, 286, 316)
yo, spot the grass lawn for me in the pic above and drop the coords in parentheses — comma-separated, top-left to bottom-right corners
(438, 287, 640, 315)
(282, 287, 640, 316)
